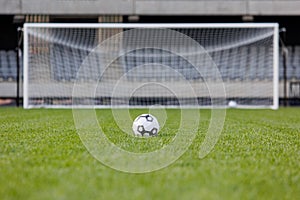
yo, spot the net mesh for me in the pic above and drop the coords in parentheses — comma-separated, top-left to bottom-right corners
(24, 24, 277, 108)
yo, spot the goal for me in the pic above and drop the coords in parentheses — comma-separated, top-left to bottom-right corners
(23, 23, 279, 109)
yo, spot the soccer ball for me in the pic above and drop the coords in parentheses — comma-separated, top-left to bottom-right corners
(228, 100, 237, 108)
(132, 114, 160, 137)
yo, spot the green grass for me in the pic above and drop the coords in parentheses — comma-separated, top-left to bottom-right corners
(0, 108, 300, 200)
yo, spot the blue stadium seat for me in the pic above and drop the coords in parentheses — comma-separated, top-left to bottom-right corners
(278, 46, 300, 80)
(286, 46, 294, 79)
(1, 65, 11, 80)
(47, 45, 300, 83)
(0, 50, 18, 81)
(50, 46, 63, 80)
(291, 46, 300, 79)
(219, 50, 230, 80)
(228, 48, 240, 80)
(8, 51, 17, 80)
(50, 44, 96, 82)
(238, 47, 249, 80)
(248, 46, 259, 80)
(123, 48, 201, 81)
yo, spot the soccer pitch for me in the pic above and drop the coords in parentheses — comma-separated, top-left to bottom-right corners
(0, 108, 299, 199)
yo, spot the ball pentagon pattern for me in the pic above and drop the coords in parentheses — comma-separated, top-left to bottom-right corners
(132, 114, 160, 137)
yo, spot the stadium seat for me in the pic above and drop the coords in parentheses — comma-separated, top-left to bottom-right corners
(0, 50, 19, 81)
(47, 45, 300, 83)
(292, 46, 300, 79)
(228, 48, 240, 80)
(123, 48, 201, 81)
(248, 46, 259, 80)
(239, 47, 248, 80)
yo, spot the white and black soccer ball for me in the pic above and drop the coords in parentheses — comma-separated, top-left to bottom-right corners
(132, 114, 160, 137)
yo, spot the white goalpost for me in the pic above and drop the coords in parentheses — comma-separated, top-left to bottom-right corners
(23, 23, 279, 109)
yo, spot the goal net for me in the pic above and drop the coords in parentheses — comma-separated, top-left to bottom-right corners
(23, 23, 279, 109)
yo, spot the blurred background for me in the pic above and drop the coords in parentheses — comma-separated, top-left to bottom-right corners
(0, 0, 299, 106)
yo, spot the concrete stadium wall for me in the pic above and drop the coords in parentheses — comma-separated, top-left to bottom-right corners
(1, 0, 300, 15)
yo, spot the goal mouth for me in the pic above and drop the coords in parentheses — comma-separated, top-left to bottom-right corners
(24, 23, 278, 109)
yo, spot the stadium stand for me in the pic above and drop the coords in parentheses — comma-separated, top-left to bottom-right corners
(0, 1, 299, 105)
(3, 46, 294, 82)
(0, 50, 20, 81)
(40, 46, 300, 81)
(123, 49, 201, 81)
(1, 46, 300, 83)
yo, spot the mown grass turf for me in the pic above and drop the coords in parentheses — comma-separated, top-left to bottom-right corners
(0, 108, 299, 200)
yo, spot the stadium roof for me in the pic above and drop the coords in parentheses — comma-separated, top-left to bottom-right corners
(0, 0, 300, 15)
